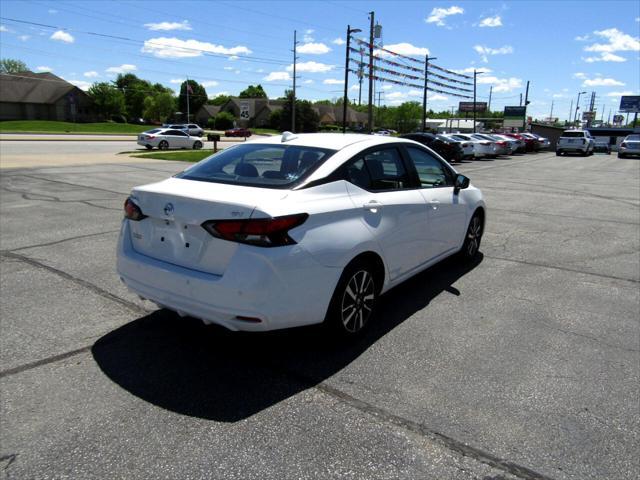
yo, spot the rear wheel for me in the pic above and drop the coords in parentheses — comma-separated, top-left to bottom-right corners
(158, 140, 169, 150)
(325, 260, 377, 337)
(618, 153, 625, 158)
(145, 145, 153, 150)
(460, 212, 483, 261)
(193, 141, 203, 150)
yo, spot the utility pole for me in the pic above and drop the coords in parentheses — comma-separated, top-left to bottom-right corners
(473, 69, 479, 133)
(186, 76, 190, 122)
(487, 85, 493, 112)
(607, 109, 611, 125)
(343, 25, 362, 133)
(549, 100, 554, 123)
(568, 99, 573, 125)
(574, 91, 586, 123)
(291, 30, 298, 132)
(519, 93, 522, 106)
(422, 55, 436, 132)
(523, 80, 530, 130)
(358, 47, 364, 106)
(367, 11, 374, 134)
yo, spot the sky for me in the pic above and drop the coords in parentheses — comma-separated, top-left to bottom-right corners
(1, 0, 639, 121)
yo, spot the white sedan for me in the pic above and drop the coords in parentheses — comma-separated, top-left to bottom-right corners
(117, 133, 485, 336)
(137, 128, 204, 150)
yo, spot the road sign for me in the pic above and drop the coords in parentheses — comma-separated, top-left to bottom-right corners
(239, 101, 250, 120)
(582, 111, 596, 121)
(619, 96, 640, 113)
(503, 106, 526, 128)
(458, 102, 487, 113)
(613, 114, 625, 125)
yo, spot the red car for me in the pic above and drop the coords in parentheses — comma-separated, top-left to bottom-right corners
(225, 128, 252, 137)
(503, 132, 537, 152)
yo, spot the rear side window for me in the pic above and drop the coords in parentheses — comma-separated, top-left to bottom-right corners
(166, 130, 187, 136)
(405, 147, 454, 188)
(176, 144, 335, 189)
(343, 148, 411, 191)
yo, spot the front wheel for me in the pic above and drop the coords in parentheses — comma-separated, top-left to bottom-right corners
(325, 260, 377, 337)
(460, 212, 483, 261)
(145, 145, 153, 150)
(193, 141, 203, 150)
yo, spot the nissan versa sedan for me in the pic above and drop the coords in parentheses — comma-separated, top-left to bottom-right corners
(117, 133, 485, 337)
(137, 128, 204, 150)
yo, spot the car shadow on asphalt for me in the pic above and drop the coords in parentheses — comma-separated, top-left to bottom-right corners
(92, 253, 483, 422)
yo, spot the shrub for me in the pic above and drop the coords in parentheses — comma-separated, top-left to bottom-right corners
(214, 111, 235, 130)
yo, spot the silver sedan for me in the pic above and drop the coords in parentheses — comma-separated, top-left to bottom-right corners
(137, 128, 204, 150)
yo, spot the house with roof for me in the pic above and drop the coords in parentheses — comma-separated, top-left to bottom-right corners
(0, 71, 95, 122)
(194, 104, 221, 126)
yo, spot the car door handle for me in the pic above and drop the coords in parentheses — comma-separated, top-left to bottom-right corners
(363, 201, 383, 212)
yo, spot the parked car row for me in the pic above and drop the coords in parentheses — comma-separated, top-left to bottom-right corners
(399, 131, 551, 162)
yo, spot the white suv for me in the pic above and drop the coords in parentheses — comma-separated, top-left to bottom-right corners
(556, 130, 595, 156)
(118, 133, 486, 337)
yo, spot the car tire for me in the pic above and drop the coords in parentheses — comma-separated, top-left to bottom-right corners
(459, 211, 483, 262)
(193, 141, 203, 150)
(556, 151, 562, 156)
(325, 259, 377, 337)
(145, 145, 153, 150)
(618, 153, 625, 158)
(158, 140, 169, 150)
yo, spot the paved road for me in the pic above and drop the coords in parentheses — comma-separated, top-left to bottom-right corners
(0, 151, 638, 479)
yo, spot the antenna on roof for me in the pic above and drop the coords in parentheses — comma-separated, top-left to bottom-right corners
(281, 131, 298, 142)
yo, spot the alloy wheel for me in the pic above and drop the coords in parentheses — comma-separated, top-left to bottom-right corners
(340, 270, 375, 333)
(466, 216, 482, 256)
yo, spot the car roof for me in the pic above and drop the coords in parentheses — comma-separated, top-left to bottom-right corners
(249, 132, 417, 150)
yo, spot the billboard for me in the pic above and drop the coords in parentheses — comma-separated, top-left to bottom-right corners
(503, 106, 526, 128)
(582, 111, 596, 121)
(613, 114, 625, 125)
(458, 102, 487, 113)
(619, 96, 640, 113)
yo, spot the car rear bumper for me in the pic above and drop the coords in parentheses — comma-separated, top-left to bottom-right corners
(116, 220, 341, 331)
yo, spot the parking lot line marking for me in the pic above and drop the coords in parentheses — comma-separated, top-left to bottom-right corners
(17, 174, 130, 196)
(489, 207, 640, 227)
(485, 254, 640, 284)
(1, 229, 120, 254)
(1, 251, 149, 315)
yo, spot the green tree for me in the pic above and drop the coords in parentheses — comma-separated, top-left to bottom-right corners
(178, 80, 207, 121)
(143, 92, 175, 123)
(88, 82, 126, 118)
(239, 84, 267, 98)
(214, 111, 235, 130)
(392, 101, 422, 133)
(208, 94, 232, 106)
(279, 90, 319, 132)
(0, 58, 28, 73)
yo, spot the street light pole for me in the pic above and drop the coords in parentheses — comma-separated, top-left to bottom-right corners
(342, 25, 361, 133)
(574, 91, 586, 123)
(422, 55, 437, 132)
(367, 11, 374, 134)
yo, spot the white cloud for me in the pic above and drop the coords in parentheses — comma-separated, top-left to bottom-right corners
(584, 52, 626, 63)
(382, 84, 393, 91)
(144, 20, 192, 31)
(0, 25, 9, 32)
(256, 68, 264, 73)
(106, 64, 137, 74)
(18, 35, 30, 41)
(573, 72, 587, 79)
(304, 79, 314, 84)
(473, 45, 513, 62)
(50, 30, 74, 43)
(606, 91, 635, 97)
(169, 78, 185, 84)
(575, 34, 590, 41)
(426, 6, 464, 27)
(584, 28, 639, 53)
(349, 85, 359, 91)
(323, 78, 344, 85)
(305, 29, 314, 34)
(376, 42, 429, 57)
(264, 71, 291, 81)
(286, 61, 334, 73)
(223, 66, 234, 70)
(583, 77, 625, 87)
(297, 42, 331, 54)
(332, 37, 345, 45)
(552, 93, 566, 98)
(478, 16, 502, 28)
(48, 9, 57, 14)
(35, 66, 53, 72)
(429, 94, 449, 101)
(407, 89, 423, 97)
(141, 37, 251, 58)
(83, 71, 99, 78)
(452, 67, 492, 74)
(201, 81, 219, 87)
(386, 91, 406, 100)
(67, 79, 91, 90)
(477, 75, 523, 92)
(208, 91, 229, 99)
(228, 55, 239, 61)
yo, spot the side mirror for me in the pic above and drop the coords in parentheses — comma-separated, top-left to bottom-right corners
(454, 174, 470, 194)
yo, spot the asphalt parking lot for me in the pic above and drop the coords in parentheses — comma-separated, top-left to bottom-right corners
(1, 149, 638, 479)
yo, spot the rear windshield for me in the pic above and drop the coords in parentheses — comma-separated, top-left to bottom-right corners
(451, 135, 470, 141)
(144, 129, 162, 134)
(436, 135, 455, 142)
(562, 131, 586, 137)
(176, 143, 336, 189)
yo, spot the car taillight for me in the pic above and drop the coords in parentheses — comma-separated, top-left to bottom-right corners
(201, 213, 308, 247)
(124, 197, 147, 221)
(621, 142, 627, 147)
(497, 141, 506, 146)
(146, 135, 155, 140)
